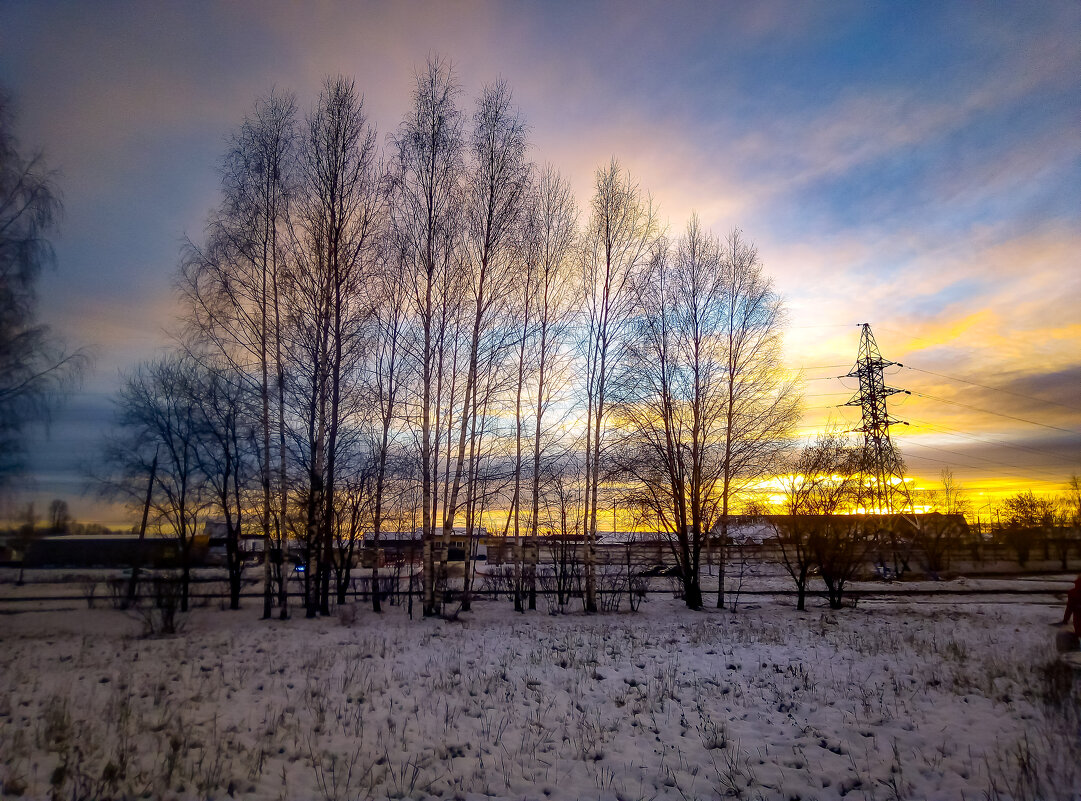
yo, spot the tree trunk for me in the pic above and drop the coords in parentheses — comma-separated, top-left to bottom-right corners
(421, 275, 436, 616)
(128, 448, 157, 608)
(585, 347, 606, 615)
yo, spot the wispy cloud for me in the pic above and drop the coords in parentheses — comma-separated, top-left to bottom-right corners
(1, 0, 1077, 516)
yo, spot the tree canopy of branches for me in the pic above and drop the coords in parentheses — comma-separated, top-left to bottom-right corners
(774, 431, 865, 610)
(913, 467, 970, 577)
(180, 89, 299, 618)
(390, 56, 465, 617)
(712, 230, 799, 607)
(615, 219, 798, 609)
(438, 79, 531, 613)
(0, 89, 87, 488)
(103, 355, 209, 611)
(512, 164, 579, 611)
(1002, 489, 1056, 567)
(580, 160, 659, 612)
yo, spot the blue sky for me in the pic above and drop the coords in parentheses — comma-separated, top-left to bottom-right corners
(1, 1, 1078, 523)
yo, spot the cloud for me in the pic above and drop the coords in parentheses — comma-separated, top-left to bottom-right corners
(2, 1, 1078, 508)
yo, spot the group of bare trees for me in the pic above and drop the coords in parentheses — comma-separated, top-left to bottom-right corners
(771, 428, 1080, 608)
(772, 432, 872, 609)
(612, 219, 798, 609)
(102, 57, 797, 617)
(100, 356, 254, 610)
(770, 432, 972, 609)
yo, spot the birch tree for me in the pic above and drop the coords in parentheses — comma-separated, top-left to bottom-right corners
(294, 75, 383, 617)
(441, 80, 530, 612)
(190, 358, 254, 610)
(615, 216, 729, 609)
(179, 90, 298, 619)
(105, 355, 209, 611)
(773, 431, 857, 610)
(0, 89, 88, 488)
(367, 245, 410, 612)
(714, 230, 799, 608)
(516, 166, 578, 609)
(389, 56, 464, 617)
(581, 160, 658, 612)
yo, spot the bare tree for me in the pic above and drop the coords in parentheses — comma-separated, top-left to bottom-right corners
(458, 315, 517, 612)
(788, 432, 866, 610)
(508, 192, 540, 613)
(330, 459, 372, 605)
(523, 165, 578, 610)
(1064, 475, 1081, 528)
(541, 449, 586, 612)
(103, 355, 210, 611)
(580, 160, 659, 612)
(615, 217, 722, 609)
(1002, 490, 1055, 567)
(179, 90, 298, 619)
(914, 467, 969, 577)
(47, 498, 69, 532)
(0, 89, 88, 487)
(815, 522, 870, 610)
(714, 229, 799, 608)
(389, 56, 464, 617)
(189, 358, 255, 609)
(1052, 474, 1081, 569)
(366, 246, 410, 612)
(439, 80, 530, 614)
(292, 75, 383, 617)
(774, 432, 858, 610)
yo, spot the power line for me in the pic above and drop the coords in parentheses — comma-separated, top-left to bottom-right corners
(874, 326, 942, 351)
(899, 439, 992, 470)
(901, 449, 975, 471)
(904, 416, 1078, 463)
(901, 450, 1067, 483)
(908, 391, 1081, 436)
(904, 366, 1081, 413)
(899, 435, 1071, 482)
(901, 453, 1067, 483)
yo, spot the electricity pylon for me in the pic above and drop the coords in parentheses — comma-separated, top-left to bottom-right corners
(844, 323, 913, 515)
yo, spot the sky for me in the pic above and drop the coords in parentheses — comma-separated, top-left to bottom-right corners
(0, 1, 1078, 525)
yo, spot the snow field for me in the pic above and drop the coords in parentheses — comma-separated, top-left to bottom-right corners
(0, 595, 1078, 800)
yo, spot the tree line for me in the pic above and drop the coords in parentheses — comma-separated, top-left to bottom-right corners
(96, 57, 798, 617)
(3, 70, 1075, 621)
(771, 441, 1081, 609)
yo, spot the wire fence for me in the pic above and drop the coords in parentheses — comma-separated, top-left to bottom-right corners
(0, 584, 1066, 613)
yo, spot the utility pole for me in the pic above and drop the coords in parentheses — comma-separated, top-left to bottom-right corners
(844, 324, 913, 516)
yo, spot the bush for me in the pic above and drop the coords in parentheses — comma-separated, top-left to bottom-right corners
(131, 573, 186, 636)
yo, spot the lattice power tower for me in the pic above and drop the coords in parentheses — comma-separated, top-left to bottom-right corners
(844, 324, 913, 515)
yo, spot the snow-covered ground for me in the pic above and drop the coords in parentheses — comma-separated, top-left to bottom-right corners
(0, 581, 1078, 800)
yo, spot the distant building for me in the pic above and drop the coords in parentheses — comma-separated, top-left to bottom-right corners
(23, 535, 187, 568)
(361, 527, 488, 566)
